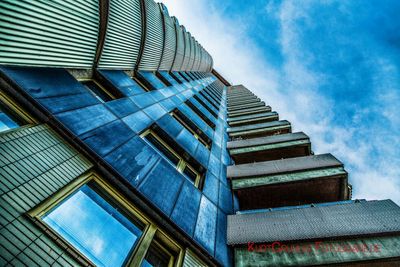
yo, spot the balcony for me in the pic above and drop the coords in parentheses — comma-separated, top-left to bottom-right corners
(228, 120, 291, 139)
(227, 132, 311, 164)
(227, 111, 278, 127)
(227, 154, 350, 210)
(228, 105, 272, 117)
(227, 200, 400, 267)
(228, 101, 265, 112)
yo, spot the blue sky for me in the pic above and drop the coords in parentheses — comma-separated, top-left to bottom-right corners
(162, 0, 400, 203)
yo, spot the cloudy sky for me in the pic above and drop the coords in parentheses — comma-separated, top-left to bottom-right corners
(161, 0, 400, 203)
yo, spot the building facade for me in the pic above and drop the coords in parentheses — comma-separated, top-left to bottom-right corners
(0, 1, 399, 266)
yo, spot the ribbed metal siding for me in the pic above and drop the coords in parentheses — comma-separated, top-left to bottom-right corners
(187, 34, 195, 71)
(0, 0, 99, 68)
(182, 249, 207, 267)
(193, 41, 201, 71)
(0, 124, 93, 266)
(181, 27, 191, 71)
(171, 17, 184, 71)
(138, 0, 164, 71)
(158, 4, 176, 70)
(98, 0, 142, 69)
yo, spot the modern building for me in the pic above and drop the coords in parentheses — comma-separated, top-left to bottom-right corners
(0, 1, 399, 266)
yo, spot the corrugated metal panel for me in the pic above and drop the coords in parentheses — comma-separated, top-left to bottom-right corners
(171, 17, 184, 71)
(181, 27, 191, 71)
(138, 0, 164, 71)
(158, 4, 176, 70)
(0, 0, 99, 68)
(187, 34, 195, 71)
(193, 41, 201, 71)
(227, 153, 342, 178)
(228, 200, 400, 245)
(98, 0, 142, 69)
(0, 124, 93, 265)
(182, 249, 208, 267)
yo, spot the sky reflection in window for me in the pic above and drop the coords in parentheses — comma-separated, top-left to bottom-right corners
(43, 184, 143, 267)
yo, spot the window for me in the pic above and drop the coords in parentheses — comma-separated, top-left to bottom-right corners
(134, 71, 166, 91)
(185, 101, 215, 129)
(141, 238, 177, 267)
(29, 173, 184, 267)
(0, 91, 34, 133)
(81, 80, 115, 103)
(141, 129, 203, 188)
(170, 110, 211, 150)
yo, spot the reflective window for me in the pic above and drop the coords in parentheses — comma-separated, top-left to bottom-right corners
(81, 80, 114, 103)
(142, 129, 203, 188)
(137, 71, 167, 90)
(170, 109, 211, 149)
(141, 240, 173, 267)
(0, 99, 28, 133)
(43, 183, 144, 267)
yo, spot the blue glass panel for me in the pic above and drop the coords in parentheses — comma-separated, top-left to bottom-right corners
(215, 208, 232, 267)
(207, 154, 221, 178)
(143, 103, 166, 121)
(122, 111, 152, 134)
(194, 195, 217, 255)
(130, 93, 157, 109)
(203, 172, 219, 206)
(39, 93, 98, 114)
(194, 143, 210, 167)
(98, 70, 144, 96)
(157, 115, 183, 139)
(105, 98, 139, 118)
(80, 120, 134, 157)
(139, 159, 184, 216)
(218, 182, 233, 214)
(0, 67, 86, 98)
(104, 136, 160, 186)
(43, 184, 143, 267)
(159, 98, 175, 112)
(170, 181, 201, 236)
(56, 104, 117, 136)
(176, 129, 198, 156)
(137, 71, 166, 90)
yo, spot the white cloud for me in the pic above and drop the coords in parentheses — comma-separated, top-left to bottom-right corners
(160, 0, 400, 204)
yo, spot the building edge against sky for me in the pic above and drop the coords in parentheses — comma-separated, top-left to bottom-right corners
(0, 1, 400, 267)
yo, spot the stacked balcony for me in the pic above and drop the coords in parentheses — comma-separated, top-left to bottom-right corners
(226, 85, 350, 209)
(226, 85, 400, 266)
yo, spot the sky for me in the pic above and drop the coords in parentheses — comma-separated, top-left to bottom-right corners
(161, 0, 400, 203)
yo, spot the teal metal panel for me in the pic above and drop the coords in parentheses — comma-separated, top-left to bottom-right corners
(0, 124, 93, 266)
(158, 4, 176, 71)
(171, 17, 185, 71)
(98, 0, 142, 69)
(0, 0, 99, 68)
(187, 34, 195, 71)
(181, 27, 191, 71)
(138, 0, 164, 71)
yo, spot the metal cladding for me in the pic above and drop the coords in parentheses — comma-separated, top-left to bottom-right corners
(158, 3, 176, 70)
(98, 0, 142, 69)
(227, 153, 343, 178)
(0, 0, 213, 71)
(227, 200, 400, 245)
(0, 0, 99, 68)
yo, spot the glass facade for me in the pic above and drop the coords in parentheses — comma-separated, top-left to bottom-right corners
(43, 183, 144, 267)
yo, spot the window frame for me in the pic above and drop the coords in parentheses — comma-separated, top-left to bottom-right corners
(79, 78, 116, 103)
(141, 129, 203, 188)
(0, 90, 36, 133)
(170, 110, 211, 150)
(28, 172, 184, 267)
